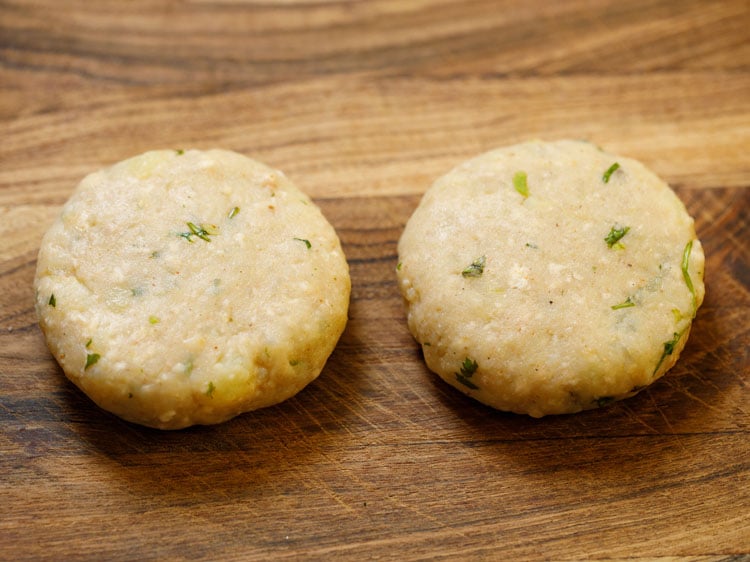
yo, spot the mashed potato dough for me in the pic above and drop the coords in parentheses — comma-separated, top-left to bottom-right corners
(35, 149, 350, 429)
(397, 140, 704, 416)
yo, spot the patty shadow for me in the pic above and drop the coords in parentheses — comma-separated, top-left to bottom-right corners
(423, 281, 741, 486)
(55, 318, 369, 503)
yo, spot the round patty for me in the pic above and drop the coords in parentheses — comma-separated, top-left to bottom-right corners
(397, 140, 705, 417)
(35, 149, 350, 429)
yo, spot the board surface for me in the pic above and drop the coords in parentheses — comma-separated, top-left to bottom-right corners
(1, 1, 748, 560)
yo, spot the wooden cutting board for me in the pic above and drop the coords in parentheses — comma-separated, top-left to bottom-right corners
(1, 1, 748, 560)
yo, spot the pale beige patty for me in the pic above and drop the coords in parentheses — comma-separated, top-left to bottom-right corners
(35, 149, 350, 429)
(397, 140, 705, 417)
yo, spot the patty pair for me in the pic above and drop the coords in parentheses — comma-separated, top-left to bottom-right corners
(34, 141, 704, 429)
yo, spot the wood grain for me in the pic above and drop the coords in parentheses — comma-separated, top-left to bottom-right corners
(1, 1, 748, 560)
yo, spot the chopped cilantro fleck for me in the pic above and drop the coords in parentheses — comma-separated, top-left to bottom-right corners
(188, 222, 211, 242)
(294, 237, 312, 249)
(682, 240, 697, 314)
(602, 162, 620, 183)
(605, 225, 630, 248)
(455, 376, 479, 390)
(396, 262, 402, 271)
(149, 316, 160, 324)
(228, 206, 240, 219)
(595, 396, 616, 408)
(462, 256, 486, 278)
(179, 222, 213, 242)
(85, 353, 100, 370)
(48, 294, 56, 307)
(289, 359, 300, 366)
(513, 171, 529, 198)
(611, 296, 635, 310)
(175, 149, 185, 155)
(85, 338, 92, 348)
(663, 334, 679, 356)
(206, 381, 215, 397)
(455, 358, 479, 389)
(653, 331, 683, 375)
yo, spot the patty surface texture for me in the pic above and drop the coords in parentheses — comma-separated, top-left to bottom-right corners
(397, 140, 704, 416)
(35, 149, 350, 429)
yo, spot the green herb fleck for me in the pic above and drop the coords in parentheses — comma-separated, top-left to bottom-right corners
(525, 242, 538, 249)
(455, 358, 479, 390)
(671, 308, 683, 323)
(664, 334, 680, 355)
(462, 255, 486, 278)
(188, 222, 211, 242)
(175, 149, 185, 155)
(179, 222, 215, 242)
(228, 206, 240, 219)
(602, 162, 620, 183)
(294, 237, 312, 249)
(85, 353, 100, 370)
(653, 331, 684, 376)
(611, 296, 635, 310)
(513, 171, 529, 198)
(605, 225, 630, 248)
(48, 294, 56, 307)
(206, 381, 215, 397)
(177, 222, 216, 242)
(682, 240, 697, 314)
(131, 287, 144, 297)
(149, 315, 160, 324)
(396, 262, 403, 271)
(289, 359, 300, 367)
(85, 338, 92, 348)
(178, 222, 213, 242)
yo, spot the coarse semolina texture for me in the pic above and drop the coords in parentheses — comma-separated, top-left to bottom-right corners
(397, 140, 705, 417)
(35, 149, 350, 429)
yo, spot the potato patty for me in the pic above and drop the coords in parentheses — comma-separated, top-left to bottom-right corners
(397, 140, 704, 416)
(35, 149, 350, 429)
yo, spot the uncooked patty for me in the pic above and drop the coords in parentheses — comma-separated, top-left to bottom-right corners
(35, 149, 350, 429)
(397, 140, 704, 416)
